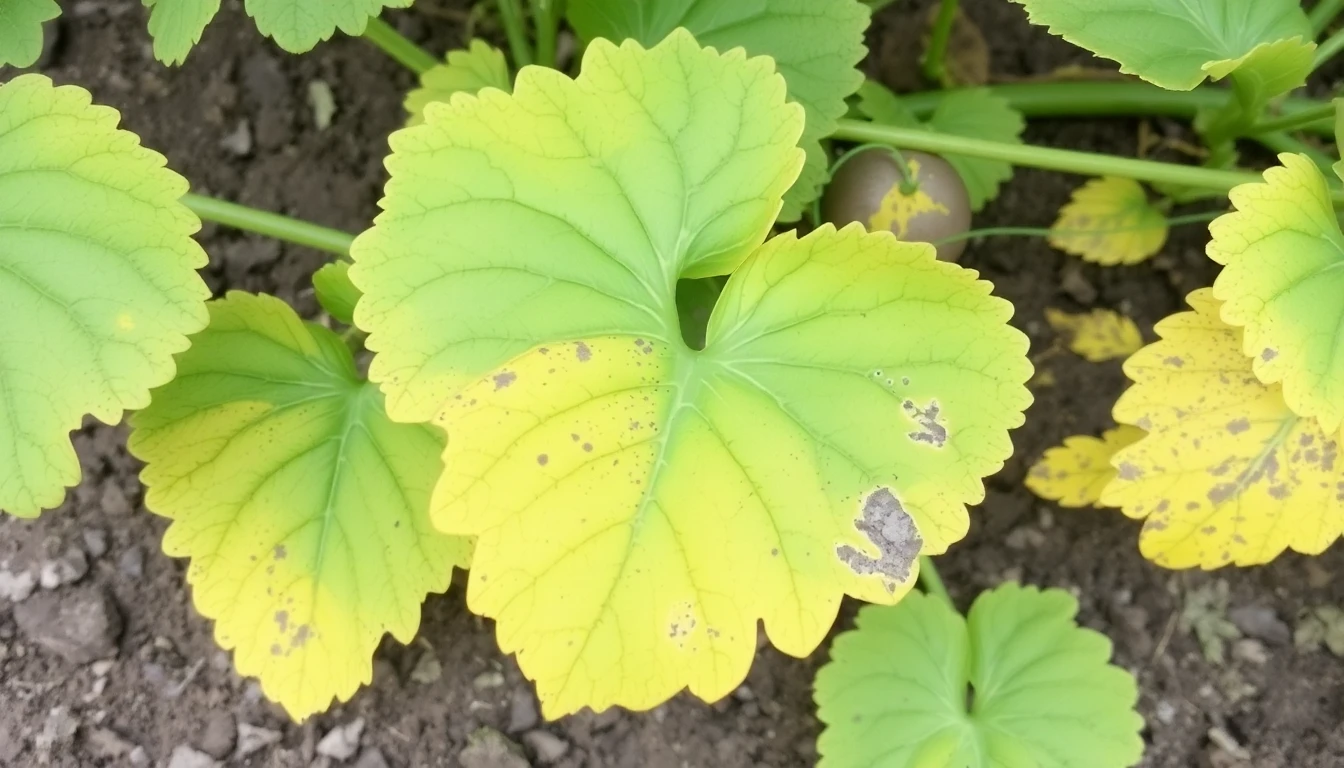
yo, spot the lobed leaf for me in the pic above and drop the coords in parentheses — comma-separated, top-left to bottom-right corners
(815, 583, 1143, 767)
(1049, 177, 1168, 265)
(1102, 289, 1344, 568)
(1010, 0, 1313, 96)
(352, 31, 1032, 717)
(1027, 426, 1144, 508)
(0, 74, 209, 517)
(130, 292, 471, 720)
(566, 0, 870, 222)
(856, 81, 1025, 211)
(143, 0, 220, 66)
(1209, 153, 1344, 434)
(0, 0, 59, 68)
(404, 40, 512, 127)
(1045, 307, 1144, 362)
(312, 261, 360, 326)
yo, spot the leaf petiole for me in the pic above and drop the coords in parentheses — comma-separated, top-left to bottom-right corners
(1310, 0, 1344, 37)
(929, 210, 1222, 247)
(1313, 26, 1344, 72)
(1250, 102, 1337, 135)
(497, 0, 535, 68)
(531, 0, 564, 69)
(361, 17, 437, 75)
(182, 193, 356, 257)
(921, 0, 959, 86)
(917, 555, 952, 608)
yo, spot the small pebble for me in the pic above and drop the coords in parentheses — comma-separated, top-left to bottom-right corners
(82, 528, 109, 559)
(91, 659, 115, 677)
(219, 119, 254, 157)
(473, 670, 506, 690)
(1228, 605, 1291, 645)
(1232, 638, 1269, 666)
(236, 722, 282, 759)
(129, 746, 150, 767)
(167, 745, 222, 768)
(459, 727, 530, 768)
(84, 727, 137, 759)
(100, 482, 132, 515)
(199, 712, 237, 760)
(316, 718, 364, 761)
(507, 688, 539, 733)
(38, 548, 88, 589)
(14, 585, 122, 663)
(410, 648, 442, 684)
(523, 730, 570, 764)
(0, 569, 36, 602)
(1208, 726, 1251, 760)
(118, 546, 145, 579)
(353, 748, 391, 768)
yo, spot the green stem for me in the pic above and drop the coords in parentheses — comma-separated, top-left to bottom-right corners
(918, 556, 952, 607)
(896, 82, 1334, 138)
(183, 194, 356, 257)
(922, 0, 959, 86)
(1251, 102, 1337, 134)
(531, 0, 562, 69)
(929, 211, 1222, 247)
(863, 0, 901, 10)
(833, 119, 1313, 198)
(362, 17, 437, 75)
(1310, 0, 1344, 36)
(1257, 131, 1336, 176)
(497, 0, 535, 68)
(1314, 26, 1344, 71)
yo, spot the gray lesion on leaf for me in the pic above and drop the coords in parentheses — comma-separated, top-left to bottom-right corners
(902, 399, 947, 448)
(493, 371, 517, 390)
(835, 488, 923, 593)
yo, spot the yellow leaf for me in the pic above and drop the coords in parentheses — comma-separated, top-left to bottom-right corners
(1026, 426, 1145, 508)
(1049, 177, 1168, 265)
(1101, 288, 1344, 569)
(1045, 308, 1144, 362)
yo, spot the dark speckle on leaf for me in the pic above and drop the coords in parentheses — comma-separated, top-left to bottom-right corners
(1226, 418, 1250, 434)
(537, 454, 549, 466)
(273, 545, 287, 560)
(1262, 348, 1278, 361)
(575, 342, 592, 362)
(493, 371, 517, 389)
(583, 443, 593, 452)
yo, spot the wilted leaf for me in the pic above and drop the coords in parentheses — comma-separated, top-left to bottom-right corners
(566, 0, 870, 221)
(1101, 289, 1344, 568)
(0, 0, 59, 67)
(130, 293, 471, 720)
(1209, 153, 1344, 434)
(1045, 307, 1145, 362)
(856, 81, 1024, 211)
(0, 75, 209, 517)
(404, 40, 511, 126)
(1049, 177, 1168, 265)
(352, 31, 1032, 717)
(1026, 426, 1144, 508)
(815, 583, 1143, 767)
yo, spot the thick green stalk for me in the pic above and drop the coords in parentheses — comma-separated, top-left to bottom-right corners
(922, 0, 959, 86)
(531, 0, 562, 69)
(918, 556, 952, 608)
(1314, 26, 1344, 71)
(1258, 131, 1336, 176)
(1311, 0, 1344, 36)
(362, 17, 437, 75)
(183, 194, 356, 257)
(1251, 102, 1337, 134)
(497, 0, 535, 68)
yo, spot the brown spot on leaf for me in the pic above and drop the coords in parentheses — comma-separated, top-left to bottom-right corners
(582, 443, 593, 452)
(1117, 462, 1143, 480)
(274, 611, 289, 633)
(1261, 348, 1278, 361)
(493, 371, 516, 389)
(1225, 418, 1250, 434)
(291, 626, 311, 649)
(537, 454, 549, 466)
(835, 488, 922, 590)
(1163, 356, 1185, 368)
(575, 342, 592, 362)
(273, 545, 287, 560)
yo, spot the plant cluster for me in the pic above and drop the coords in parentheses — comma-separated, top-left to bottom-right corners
(4, 0, 1344, 765)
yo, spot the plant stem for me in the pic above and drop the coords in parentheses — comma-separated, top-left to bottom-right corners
(832, 119, 1305, 197)
(1251, 102, 1337, 134)
(183, 194, 356, 257)
(896, 82, 1334, 138)
(918, 556, 952, 607)
(922, 0, 959, 86)
(362, 17, 438, 75)
(531, 0, 562, 69)
(1314, 26, 1344, 71)
(1310, 0, 1344, 36)
(497, 0, 534, 68)
(929, 211, 1222, 247)
(1257, 131, 1336, 176)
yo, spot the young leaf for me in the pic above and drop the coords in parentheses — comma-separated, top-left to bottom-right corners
(129, 292, 471, 720)
(143, 0, 220, 66)
(352, 31, 1032, 717)
(0, 74, 209, 518)
(566, 0, 870, 222)
(856, 81, 1025, 211)
(1049, 177, 1168, 265)
(1011, 0, 1312, 97)
(1101, 289, 1344, 569)
(815, 584, 1143, 768)
(404, 40, 512, 126)
(1045, 307, 1145, 362)
(1026, 426, 1145, 508)
(312, 262, 360, 326)
(1209, 153, 1344, 434)
(0, 0, 59, 67)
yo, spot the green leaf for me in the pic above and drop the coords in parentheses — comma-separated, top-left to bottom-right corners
(1011, 0, 1313, 94)
(1209, 153, 1344, 434)
(129, 292, 471, 720)
(312, 261, 360, 325)
(1333, 98, 1344, 184)
(566, 0, 870, 222)
(143, 0, 220, 65)
(0, 74, 209, 518)
(404, 40, 512, 126)
(815, 583, 1144, 768)
(856, 81, 1024, 211)
(0, 0, 59, 68)
(353, 30, 1031, 717)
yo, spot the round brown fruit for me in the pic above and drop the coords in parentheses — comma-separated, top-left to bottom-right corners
(820, 148, 972, 262)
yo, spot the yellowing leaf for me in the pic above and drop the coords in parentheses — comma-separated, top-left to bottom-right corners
(1026, 426, 1144, 508)
(1045, 308, 1144, 362)
(404, 40, 511, 126)
(353, 32, 1033, 717)
(130, 293, 471, 720)
(1101, 288, 1344, 569)
(1049, 177, 1168, 265)
(1209, 153, 1344, 434)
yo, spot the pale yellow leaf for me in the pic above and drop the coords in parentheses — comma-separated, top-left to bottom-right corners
(1049, 177, 1168, 265)
(1026, 426, 1145, 508)
(1045, 308, 1144, 362)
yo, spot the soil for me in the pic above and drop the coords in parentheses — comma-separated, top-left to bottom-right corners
(3, 1, 1343, 767)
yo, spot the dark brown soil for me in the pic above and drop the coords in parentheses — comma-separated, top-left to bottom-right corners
(3, 1, 1343, 767)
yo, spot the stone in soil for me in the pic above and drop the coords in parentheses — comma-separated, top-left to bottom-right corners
(167, 744, 223, 768)
(353, 747, 391, 768)
(507, 688, 540, 733)
(236, 722, 283, 759)
(84, 727, 138, 759)
(0, 568, 36, 602)
(316, 718, 365, 761)
(198, 712, 237, 760)
(38, 547, 89, 589)
(13, 584, 122, 663)
(522, 730, 570, 764)
(459, 727, 531, 768)
(1228, 605, 1291, 645)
